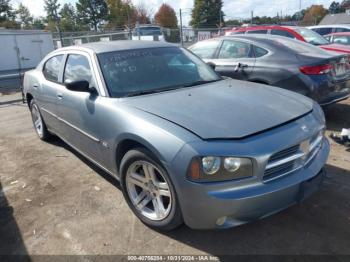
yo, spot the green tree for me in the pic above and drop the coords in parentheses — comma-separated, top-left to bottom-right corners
(44, 0, 61, 31)
(106, 0, 133, 29)
(60, 3, 77, 31)
(16, 3, 33, 29)
(190, 0, 224, 28)
(329, 1, 343, 13)
(76, 0, 108, 31)
(32, 17, 46, 30)
(0, 0, 14, 22)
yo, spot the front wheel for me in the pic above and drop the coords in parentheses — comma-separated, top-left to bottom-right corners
(120, 148, 183, 231)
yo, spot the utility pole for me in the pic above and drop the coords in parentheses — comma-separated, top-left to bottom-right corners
(179, 9, 183, 46)
(219, 11, 222, 35)
(251, 11, 253, 25)
(127, 9, 131, 40)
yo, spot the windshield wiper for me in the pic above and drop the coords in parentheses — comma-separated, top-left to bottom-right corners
(183, 79, 222, 87)
(124, 90, 162, 97)
(123, 85, 185, 97)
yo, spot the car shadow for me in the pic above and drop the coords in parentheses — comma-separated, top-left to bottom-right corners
(46, 137, 121, 190)
(0, 182, 30, 258)
(160, 164, 350, 257)
(46, 137, 350, 257)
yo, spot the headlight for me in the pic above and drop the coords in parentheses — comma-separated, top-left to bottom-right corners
(224, 157, 241, 172)
(188, 156, 253, 182)
(202, 157, 221, 175)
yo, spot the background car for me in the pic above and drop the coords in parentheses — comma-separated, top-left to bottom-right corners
(226, 25, 350, 54)
(308, 24, 350, 36)
(132, 24, 165, 42)
(23, 41, 329, 230)
(188, 35, 350, 106)
(324, 32, 350, 45)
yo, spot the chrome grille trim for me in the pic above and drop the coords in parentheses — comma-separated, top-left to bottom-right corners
(265, 152, 304, 170)
(264, 131, 324, 182)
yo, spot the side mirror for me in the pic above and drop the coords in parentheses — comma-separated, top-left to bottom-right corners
(207, 62, 216, 70)
(65, 80, 92, 93)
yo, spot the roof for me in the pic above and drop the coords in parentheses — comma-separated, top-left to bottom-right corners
(319, 13, 350, 25)
(0, 29, 52, 35)
(326, 32, 350, 36)
(60, 40, 175, 54)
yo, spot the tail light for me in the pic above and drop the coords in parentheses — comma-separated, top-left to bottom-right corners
(300, 64, 333, 75)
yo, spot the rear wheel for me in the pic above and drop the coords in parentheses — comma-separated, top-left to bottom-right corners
(120, 148, 183, 231)
(30, 100, 51, 141)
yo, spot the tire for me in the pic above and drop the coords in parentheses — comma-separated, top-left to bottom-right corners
(120, 148, 183, 231)
(29, 99, 51, 141)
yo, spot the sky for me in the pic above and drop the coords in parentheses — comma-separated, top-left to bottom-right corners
(11, 0, 337, 25)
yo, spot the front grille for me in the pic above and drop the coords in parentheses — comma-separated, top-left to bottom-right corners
(264, 144, 302, 182)
(263, 131, 323, 182)
(268, 144, 299, 163)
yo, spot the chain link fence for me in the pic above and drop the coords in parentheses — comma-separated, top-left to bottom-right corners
(52, 27, 225, 49)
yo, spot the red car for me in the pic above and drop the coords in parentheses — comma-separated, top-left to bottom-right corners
(227, 25, 350, 54)
(324, 32, 350, 45)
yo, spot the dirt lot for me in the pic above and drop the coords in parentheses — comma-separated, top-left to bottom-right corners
(0, 92, 350, 257)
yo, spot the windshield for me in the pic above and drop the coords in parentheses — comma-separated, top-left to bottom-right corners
(294, 27, 329, 45)
(98, 47, 221, 98)
(133, 27, 162, 36)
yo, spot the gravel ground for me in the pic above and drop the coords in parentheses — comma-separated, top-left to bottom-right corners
(0, 93, 349, 257)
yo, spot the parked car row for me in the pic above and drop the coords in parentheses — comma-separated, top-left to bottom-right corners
(23, 38, 331, 231)
(225, 25, 350, 54)
(195, 29, 350, 106)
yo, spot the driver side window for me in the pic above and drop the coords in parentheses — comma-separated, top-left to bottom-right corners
(64, 54, 94, 87)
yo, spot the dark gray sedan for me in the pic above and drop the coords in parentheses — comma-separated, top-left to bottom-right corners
(23, 41, 329, 230)
(189, 35, 350, 106)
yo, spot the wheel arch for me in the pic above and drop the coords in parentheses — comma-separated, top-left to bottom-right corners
(114, 134, 167, 176)
(26, 93, 33, 108)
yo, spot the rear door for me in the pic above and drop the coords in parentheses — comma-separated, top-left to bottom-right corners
(38, 54, 65, 132)
(211, 39, 255, 80)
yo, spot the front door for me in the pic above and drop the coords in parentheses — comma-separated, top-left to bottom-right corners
(56, 52, 106, 165)
(212, 40, 255, 80)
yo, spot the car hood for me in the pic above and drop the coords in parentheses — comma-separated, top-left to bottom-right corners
(320, 43, 350, 54)
(122, 79, 313, 140)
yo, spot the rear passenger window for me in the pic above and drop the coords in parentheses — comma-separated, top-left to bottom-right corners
(218, 40, 252, 59)
(64, 54, 93, 87)
(246, 30, 268, 34)
(271, 29, 295, 39)
(253, 46, 268, 57)
(43, 55, 64, 82)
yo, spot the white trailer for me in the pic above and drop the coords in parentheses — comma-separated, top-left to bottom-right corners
(0, 30, 54, 92)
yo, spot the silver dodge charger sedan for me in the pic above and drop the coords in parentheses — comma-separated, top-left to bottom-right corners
(23, 41, 329, 230)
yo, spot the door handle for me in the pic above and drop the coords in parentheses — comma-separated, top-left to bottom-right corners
(33, 84, 39, 89)
(234, 63, 248, 72)
(57, 93, 63, 99)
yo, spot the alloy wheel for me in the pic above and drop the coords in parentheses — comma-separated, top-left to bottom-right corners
(31, 104, 43, 137)
(126, 161, 172, 221)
